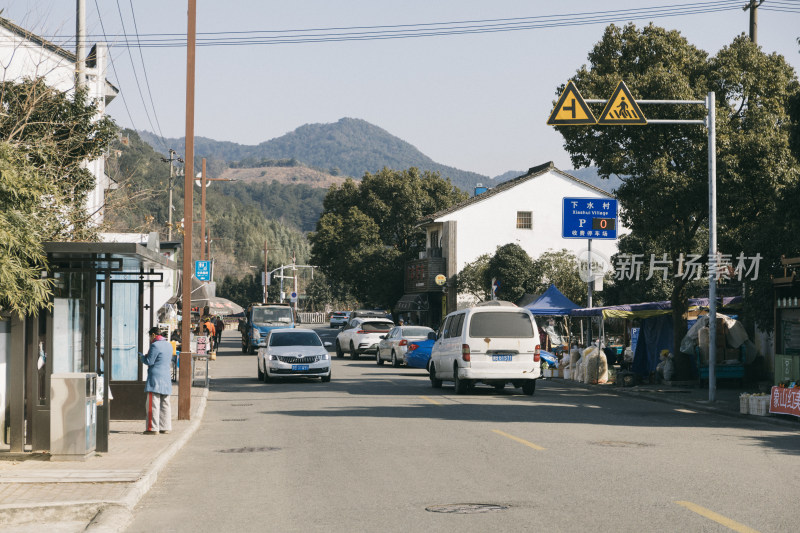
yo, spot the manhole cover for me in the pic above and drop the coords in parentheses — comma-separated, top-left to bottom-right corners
(221, 418, 247, 422)
(230, 403, 253, 407)
(589, 440, 653, 448)
(426, 504, 509, 514)
(217, 446, 281, 454)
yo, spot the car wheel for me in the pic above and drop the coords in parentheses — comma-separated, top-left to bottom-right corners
(335, 341, 344, 358)
(350, 342, 359, 360)
(248, 342, 256, 355)
(429, 363, 443, 389)
(493, 382, 505, 391)
(257, 359, 264, 381)
(453, 365, 469, 395)
(391, 351, 400, 368)
(376, 349, 384, 365)
(522, 380, 536, 396)
(241, 339, 248, 355)
(321, 370, 331, 383)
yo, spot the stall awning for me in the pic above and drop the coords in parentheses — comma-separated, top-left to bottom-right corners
(524, 284, 579, 315)
(570, 296, 742, 319)
(395, 293, 429, 312)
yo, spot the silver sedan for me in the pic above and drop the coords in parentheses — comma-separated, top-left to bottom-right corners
(376, 326, 434, 367)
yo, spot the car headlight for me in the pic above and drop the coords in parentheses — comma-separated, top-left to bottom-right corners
(317, 353, 329, 361)
(269, 354, 277, 361)
(252, 329, 260, 339)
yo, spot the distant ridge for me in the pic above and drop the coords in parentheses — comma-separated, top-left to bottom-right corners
(138, 118, 489, 192)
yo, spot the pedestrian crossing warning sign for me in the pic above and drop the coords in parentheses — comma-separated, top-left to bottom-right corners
(597, 81, 647, 125)
(547, 81, 597, 125)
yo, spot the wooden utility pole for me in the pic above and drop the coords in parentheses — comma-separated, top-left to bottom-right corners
(179, 0, 197, 420)
(200, 158, 206, 260)
(743, 0, 764, 44)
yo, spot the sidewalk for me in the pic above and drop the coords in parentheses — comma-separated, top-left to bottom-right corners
(547, 375, 800, 428)
(0, 384, 208, 533)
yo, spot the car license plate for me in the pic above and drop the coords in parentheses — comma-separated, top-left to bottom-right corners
(292, 364, 309, 371)
(492, 354, 512, 362)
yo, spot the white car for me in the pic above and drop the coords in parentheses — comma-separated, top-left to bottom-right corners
(257, 328, 332, 382)
(429, 302, 541, 395)
(329, 311, 351, 328)
(335, 317, 394, 359)
(376, 326, 435, 367)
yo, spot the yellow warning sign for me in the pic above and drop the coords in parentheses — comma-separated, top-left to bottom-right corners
(597, 81, 647, 125)
(547, 81, 597, 126)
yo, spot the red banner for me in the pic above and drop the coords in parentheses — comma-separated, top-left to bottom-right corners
(769, 387, 800, 418)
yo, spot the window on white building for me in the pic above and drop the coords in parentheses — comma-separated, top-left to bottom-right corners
(516, 211, 532, 229)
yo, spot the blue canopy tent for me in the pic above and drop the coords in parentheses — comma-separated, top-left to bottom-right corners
(523, 284, 580, 315)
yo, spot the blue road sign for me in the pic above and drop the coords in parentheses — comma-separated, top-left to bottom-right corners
(562, 197, 618, 239)
(195, 260, 211, 281)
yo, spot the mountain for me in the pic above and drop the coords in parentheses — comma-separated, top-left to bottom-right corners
(138, 118, 489, 191)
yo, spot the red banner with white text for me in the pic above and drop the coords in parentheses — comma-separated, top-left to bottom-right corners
(769, 387, 800, 418)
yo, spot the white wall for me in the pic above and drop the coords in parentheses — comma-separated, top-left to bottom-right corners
(435, 168, 625, 273)
(0, 25, 113, 225)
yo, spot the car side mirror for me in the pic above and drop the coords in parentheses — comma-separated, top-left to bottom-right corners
(379, 335, 386, 339)
(427, 332, 437, 340)
(323, 342, 332, 348)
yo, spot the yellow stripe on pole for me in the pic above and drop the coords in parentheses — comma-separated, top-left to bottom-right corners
(675, 501, 760, 533)
(491, 429, 545, 450)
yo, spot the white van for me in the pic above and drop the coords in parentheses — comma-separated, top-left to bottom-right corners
(429, 303, 541, 395)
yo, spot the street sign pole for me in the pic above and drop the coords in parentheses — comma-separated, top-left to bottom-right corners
(578, 92, 716, 401)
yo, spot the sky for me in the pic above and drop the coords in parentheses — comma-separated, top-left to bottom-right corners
(3, 0, 799, 178)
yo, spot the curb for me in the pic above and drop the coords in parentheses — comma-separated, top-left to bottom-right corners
(547, 377, 800, 429)
(83, 386, 209, 532)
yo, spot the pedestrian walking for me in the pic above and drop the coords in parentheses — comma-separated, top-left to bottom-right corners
(141, 327, 173, 434)
(213, 315, 224, 349)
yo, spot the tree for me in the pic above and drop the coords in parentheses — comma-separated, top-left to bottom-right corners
(456, 254, 491, 302)
(484, 244, 535, 303)
(555, 24, 800, 354)
(309, 167, 467, 307)
(0, 79, 117, 316)
(530, 249, 588, 307)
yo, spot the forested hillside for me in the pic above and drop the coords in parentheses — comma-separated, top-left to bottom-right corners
(104, 130, 310, 280)
(138, 118, 489, 192)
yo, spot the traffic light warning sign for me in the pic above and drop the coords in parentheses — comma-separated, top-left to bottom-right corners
(597, 81, 647, 125)
(547, 81, 597, 126)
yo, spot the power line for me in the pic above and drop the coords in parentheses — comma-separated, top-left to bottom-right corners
(113, 0, 164, 149)
(126, 0, 167, 148)
(17, 1, 755, 48)
(93, 0, 138, 135)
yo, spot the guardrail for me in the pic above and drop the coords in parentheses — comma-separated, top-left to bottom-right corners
(298, 312, 326, 324)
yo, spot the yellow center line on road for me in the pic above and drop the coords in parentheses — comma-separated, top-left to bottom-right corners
(675, 501, 760, 533)
(419, 396, 442, 405)
(491, 429, 545, 450)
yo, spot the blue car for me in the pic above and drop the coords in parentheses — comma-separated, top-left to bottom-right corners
(405, 338, 435, 369)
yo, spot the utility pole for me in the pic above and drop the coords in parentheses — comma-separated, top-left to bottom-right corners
(161, 149, 182, 240)
(179, 0, 197, 421)
(264, 241, 269, 303)
(743, 0, 764, 44)
(200, 158, 206, 260)
(76, 0, 86, 88)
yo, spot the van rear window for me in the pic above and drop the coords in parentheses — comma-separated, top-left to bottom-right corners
(469, 312, 534, 338)
(361, 321, 393, 332)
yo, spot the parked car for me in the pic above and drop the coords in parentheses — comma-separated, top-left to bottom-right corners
(405, 334, 437, 370)
(257, 328, 332, 382)
(329, 311, 351, 328)
(335, 317, 394, 359)
(376, 326, 435, 367)
(429, 302, 541, 395)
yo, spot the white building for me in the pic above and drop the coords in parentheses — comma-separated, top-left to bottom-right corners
(402, 162, 627, 325)
(0, 16, 118, 225)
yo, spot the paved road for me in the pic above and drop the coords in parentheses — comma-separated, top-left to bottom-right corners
(126, 326, 800, 532)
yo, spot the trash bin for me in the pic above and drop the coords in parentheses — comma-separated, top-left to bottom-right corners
(50, 373, 97, 461)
